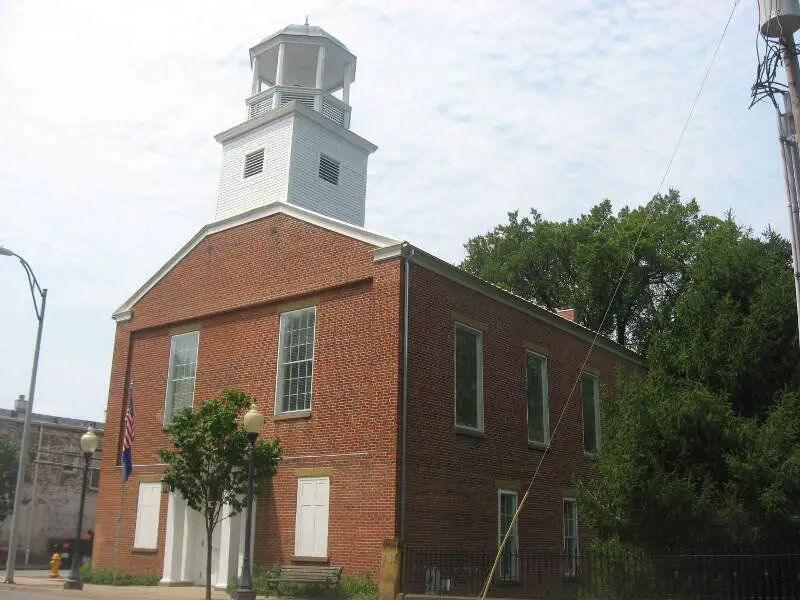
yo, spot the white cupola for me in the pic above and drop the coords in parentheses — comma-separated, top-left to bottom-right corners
(213, 23, 377, 226)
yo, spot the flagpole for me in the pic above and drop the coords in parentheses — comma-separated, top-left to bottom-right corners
(113, 378, 133, 586)
(112, 469, 125, 586)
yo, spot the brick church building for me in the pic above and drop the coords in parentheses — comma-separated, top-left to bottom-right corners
(92, 23, 644, 592)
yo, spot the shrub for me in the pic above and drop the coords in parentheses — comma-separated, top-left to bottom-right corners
(79, 560, 160, 586)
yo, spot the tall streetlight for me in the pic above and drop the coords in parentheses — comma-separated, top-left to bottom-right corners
(235, 404, 265, 600)
(64, 426, 99, 591)
(0, 246, 47, 585)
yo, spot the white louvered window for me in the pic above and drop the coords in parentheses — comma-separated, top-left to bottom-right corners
(134, 482, 161, 550)
(164, 331, 200, 425)
(243, 148, 265, 178)
(275, 307, 316, 414)
(318, 154, 340, 185)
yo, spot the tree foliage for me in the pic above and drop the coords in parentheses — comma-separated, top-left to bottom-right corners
(0, 437, 20, 522)
(649, 220, 799, 416)
(461, 190, 718, 350)
(577, 219, 800, 552)
(159, 389, 281, 600)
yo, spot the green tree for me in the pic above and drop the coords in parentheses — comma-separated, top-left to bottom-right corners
(649, 219, 800, 416)
(580, 222, 800, 552)
(0, 437, 20, 522)
(159, 390, 281, 600)
(579, 372, 748, 551)
(461, 190, 716, 351)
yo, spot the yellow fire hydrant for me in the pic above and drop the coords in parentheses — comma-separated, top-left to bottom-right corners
(49, 552, 61, 578)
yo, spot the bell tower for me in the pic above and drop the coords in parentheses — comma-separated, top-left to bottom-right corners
(213, 24, 377, 226)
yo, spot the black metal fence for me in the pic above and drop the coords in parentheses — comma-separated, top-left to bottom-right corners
(401, 547, 800, 599)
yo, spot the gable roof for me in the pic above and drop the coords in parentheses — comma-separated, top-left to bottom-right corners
(112, 201, 400, 322)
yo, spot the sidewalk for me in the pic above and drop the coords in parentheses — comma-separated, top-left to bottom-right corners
(1, 570, 232, 599)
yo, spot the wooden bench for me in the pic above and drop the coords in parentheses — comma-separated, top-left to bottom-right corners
(266, 565, 343, 595)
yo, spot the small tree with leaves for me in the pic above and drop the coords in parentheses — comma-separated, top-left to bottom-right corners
(159, 389, 281, 600)
(0, 437, 20, 522)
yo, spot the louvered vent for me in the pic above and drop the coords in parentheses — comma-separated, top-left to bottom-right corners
(243, 148, 265, 178)
(318, 154, 340, 185)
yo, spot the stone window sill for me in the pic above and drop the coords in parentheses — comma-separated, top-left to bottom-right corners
(455, 426, 485, 439)
(528, 440, 549, 451)
(132, 548, 158, 555)
(274, 410, 312, 422)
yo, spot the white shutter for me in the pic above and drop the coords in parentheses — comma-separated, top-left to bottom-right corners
(133, 482, 162, 550)
(294, 477, 330, 557)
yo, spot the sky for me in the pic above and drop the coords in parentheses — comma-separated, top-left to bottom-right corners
(0, 0, 788, 423)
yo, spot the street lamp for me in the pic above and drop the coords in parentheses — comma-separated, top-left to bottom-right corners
(235, 404, 265, 600)
(64, 426, 99, 590)
(1, 246, 47, 585)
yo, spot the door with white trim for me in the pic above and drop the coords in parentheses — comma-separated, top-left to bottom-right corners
(294, 477, 330, 558)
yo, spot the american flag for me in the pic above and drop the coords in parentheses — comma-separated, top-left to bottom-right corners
(121, 382, 135, 483)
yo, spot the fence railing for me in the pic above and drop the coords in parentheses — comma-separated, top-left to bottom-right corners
(401, 547, 800, 599)
(246, 86, 351, 127)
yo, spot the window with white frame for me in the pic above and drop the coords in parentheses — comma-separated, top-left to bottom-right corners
(133, 482, 161, 550)
(526, 352, 549, 445)
(454, 323, 483, 431)
(581, 372, 601, 453)
(563, 498, 579, 577)
(498, 489, 519, 581)
(294, 477, 330, 558)
(276, 307, 316, 414)
(164, 331, 200, 425)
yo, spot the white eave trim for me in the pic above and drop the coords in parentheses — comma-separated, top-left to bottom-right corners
(214, 101, 377, 154)
(113, 309, 133, 324)
(406, 246, 647, 367)
(111, 202, 401, 320)
(372, 243, 404, 262)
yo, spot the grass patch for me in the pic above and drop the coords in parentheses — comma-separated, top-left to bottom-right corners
(79, 561, 161, 586)
(227, 567, 377, 600)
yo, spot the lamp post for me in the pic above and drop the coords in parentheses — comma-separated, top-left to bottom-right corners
(1, 246, 47, 585)
(235, 404, 265, 600)
(63, 426, 99, 590)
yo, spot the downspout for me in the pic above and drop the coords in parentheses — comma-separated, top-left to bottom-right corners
(400, 243, 413, 547)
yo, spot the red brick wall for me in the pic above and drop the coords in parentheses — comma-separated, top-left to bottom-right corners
(93, 213, 403, 578)
(403, 264, 642, 553)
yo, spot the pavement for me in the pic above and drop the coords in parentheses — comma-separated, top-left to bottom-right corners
(0, 571, 232, 600)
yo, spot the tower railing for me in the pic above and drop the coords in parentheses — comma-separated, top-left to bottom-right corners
(246, 86, 351, 128)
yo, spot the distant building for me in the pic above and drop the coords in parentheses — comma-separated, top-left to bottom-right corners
(0, 395, 103, 565)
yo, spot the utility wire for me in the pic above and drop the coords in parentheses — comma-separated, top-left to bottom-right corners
(480, 2, 740, 597)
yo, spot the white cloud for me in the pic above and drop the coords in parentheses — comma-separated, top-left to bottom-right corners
(0, 0, 787, 421)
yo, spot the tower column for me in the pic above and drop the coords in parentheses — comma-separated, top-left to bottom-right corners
(276, 43, 286, 86)
(343, 62, 353, 127)
(314, 45, 326, 111)
(251, 55, 261, 95)
(342, 62, 352, 104)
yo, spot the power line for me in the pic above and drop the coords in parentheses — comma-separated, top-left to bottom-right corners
(480, 2, 740, 597)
